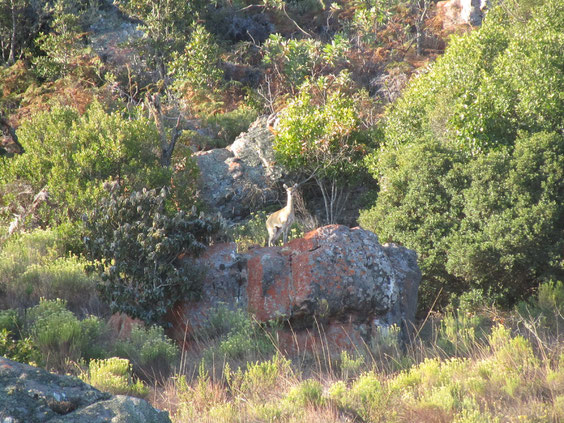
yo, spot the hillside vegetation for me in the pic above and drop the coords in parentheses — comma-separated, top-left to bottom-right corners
(0, 0, 563, 422)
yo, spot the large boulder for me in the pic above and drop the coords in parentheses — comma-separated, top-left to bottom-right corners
(171, 225, 421, 352)
(193, 116, 283, 220)
(0, 357, 171, 423)
(437, 0, 490, 28)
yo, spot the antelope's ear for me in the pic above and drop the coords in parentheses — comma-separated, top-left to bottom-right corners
(293, 183, 298, 189)
(283, 183, 288, 189)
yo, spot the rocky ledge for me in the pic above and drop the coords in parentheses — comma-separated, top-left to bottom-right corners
(0, 356, 171, 423)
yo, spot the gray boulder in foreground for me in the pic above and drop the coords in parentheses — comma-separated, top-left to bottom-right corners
(0, 357, 171, 423)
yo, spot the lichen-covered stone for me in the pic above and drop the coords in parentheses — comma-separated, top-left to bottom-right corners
(194, 116, 283, 220)
(172, 225, 421, 353)
(0, 357, 171, 423)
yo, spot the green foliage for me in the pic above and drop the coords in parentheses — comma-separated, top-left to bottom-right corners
(437, 312, 485, 356)
(26, 298, 84, 370)
(361, 130, 564, 309)
(169, 23, 224, 94)
(346, 0, 404, 45)
(275, 74, 370, 223)
(116, 0, 197, 74)
(373, 0, 563, 157)
(0, 229, 63, 281)
(284, 379, 325, 408)
(83, 187, 219, 326)
(204, 105, 258, 147)
(0, 328, 38, 364)
(114, 324, 179, 379)
(16, 298, 109, 370)
(0, 229, 99, 312)
(225, 353, 292, 397)
(32, 0, 101, 81)
(199, 306, 275, 360)
(0, 103, 167, 228)
(80, 357, 149, 398)
(0, 308, 18, 332)
(339, 350, 365, 380)
(262, 34, 349, 92)
(18, 257, 99, 313)
(80, 315, 110, 361)
(331, 372, 385, 421)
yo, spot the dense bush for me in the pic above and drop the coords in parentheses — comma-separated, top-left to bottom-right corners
(26, 298, 84, 370)
(361, 0, 564, 309)
(169, 23, 224, 95)
(262, 33, 349, 94)
(114, 324, 179, 380)
(0, 103, 167, 227)
(274, 75, 371, 223)
(371, 0, 563, 156)
(196, 306, 276, 361)
(83, 188, 219, 326)
(0, 229, 100, 312)
(361, 131, 564, 308)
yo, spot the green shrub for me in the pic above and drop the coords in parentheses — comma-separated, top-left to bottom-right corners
(0, 309, 19, 333)
(0, 102, 179, 229)
(437, 313, 486, 356)
(262, 34, 349, 93)
(284, 379, 325, 408)
(22, 298, 109, 370)
(517, 280, 564, 334)
(81, 357, 149, 398)
(18, 257, 100, 315)
(275, 75, 371, 224)
(361, 0, 564, 310)
(114, 324, 179, 380)
(169, 23, 224, 94)
(83, 188, 219, 326)
(27, 298, 84, 370)
(0, 229, 100, 313)
(80, 315, 111, 361)
(339, 350, 365, 380)
(0, 229, 63, 280)
(346, 372, 385, 421)
(226, 353, 292, 398)
(0, 328, 39, 365)
(196, 306, 275, 361)
(361, 131, 564, 310)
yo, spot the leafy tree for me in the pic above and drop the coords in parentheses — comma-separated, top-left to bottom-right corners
(168, 23, 224, 95)
(274, 74, 370, 224)
(375, 0, 563, 156)
(116, 0, 199, 78)
(360, 131, 564, 309)
(0, 102, 199, 229)
(361, 0, 564, 310)
(32, 0, 101, 81)
(262, 33, 349, 95)
(83, 188, 219, 326)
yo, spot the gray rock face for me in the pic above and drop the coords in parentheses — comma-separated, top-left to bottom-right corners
(194, 116, 284, 220)
(171, 225, 421, 350)
(438, 0, 490, 27)
(0, 357, 171, 423)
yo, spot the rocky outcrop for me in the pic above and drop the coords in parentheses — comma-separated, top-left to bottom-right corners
(0, 357, 171, 423)
(437, 0, 490, 28)
(193, 116, 284, 220)
(170, 225, 421, 352)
